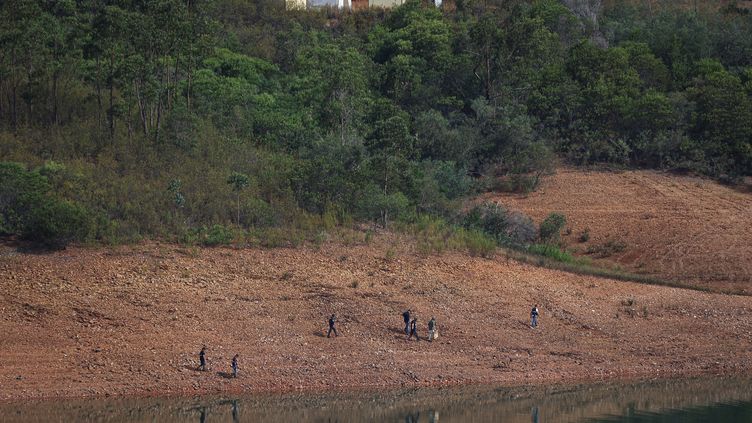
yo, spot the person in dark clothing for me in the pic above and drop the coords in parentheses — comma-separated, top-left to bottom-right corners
(231, 354, 239, 378)
(428, 316, 438, 341)
(198, 346, 207, 371)
(408, 317, 419, 341)
(530, 304, 539, 328)
(403, 309, 411, 335)
(327, 314, 339, 338)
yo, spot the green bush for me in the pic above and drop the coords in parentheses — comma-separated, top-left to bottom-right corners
(23, 199, 93, 249)
(258, 227, 305, 248)
(356, 185, 412, 227)
(463, 202, 509, 244)
(539, 212, 567, 243)
(204, 224, 234, 246)
(528, 244, 576, 264)
(461, 229, 497, 257)
(243, 197, 280, 228)
(0, 162, 93, 248)
(0, 162, 47, 234)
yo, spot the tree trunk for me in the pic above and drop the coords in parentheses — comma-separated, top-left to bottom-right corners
(108, 54, 115, 141)
(96, 56, 102, 133)
(51, 71, 59, 126)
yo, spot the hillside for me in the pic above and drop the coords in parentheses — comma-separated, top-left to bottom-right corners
(2, 240, 752, 400)
(2, 0, 752, 251)
(488, 168, 752, 293)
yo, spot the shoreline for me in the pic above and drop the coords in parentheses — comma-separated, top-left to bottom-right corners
(2, 242, 752, 402)
(1, 370, 748, 404)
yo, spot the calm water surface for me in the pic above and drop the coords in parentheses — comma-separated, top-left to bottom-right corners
(3, 378, 752, 422)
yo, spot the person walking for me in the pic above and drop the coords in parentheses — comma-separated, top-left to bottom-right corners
(530, 304, 540, 328)
(231, 354, 239, 378)
(198, 346, 207, 371)
(428, 316, 438, 341)
(327, 313, 339, 338)
(408, 316, 419, 341)
(403, 309, 411, 335)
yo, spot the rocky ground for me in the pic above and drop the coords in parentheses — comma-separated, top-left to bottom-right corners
(488, 168, 752, 293)
(1, 238, 751, 401)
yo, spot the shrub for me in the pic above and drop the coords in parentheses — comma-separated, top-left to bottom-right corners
(204, 224, 234, 246)
(506, 212, 537, 245)
(0, 162, 93, 248)
(23, 199, 93, 249)
(259, 227, 305, 248)
(586, 239, 627, 258)
(528, 244, 576, 264)
(415, 215, 451, 255)
(463, 202, 509, 244)
(578, 229, 590, 243)
(243, 197, 280, 228)
(539, 212, 567, 243)
(0, 162, 48, 234)
(356, 185, 412, 227)
(461, 229, 497, 257)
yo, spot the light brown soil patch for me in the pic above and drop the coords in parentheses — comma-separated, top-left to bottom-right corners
(486, 168, 752, 293)
(1, 240, 751, 401)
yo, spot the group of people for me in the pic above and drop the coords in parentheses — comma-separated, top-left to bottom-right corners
(197, 305, 542, 376)
(198, 346, 239, 378)
(402, 310, 439, 341)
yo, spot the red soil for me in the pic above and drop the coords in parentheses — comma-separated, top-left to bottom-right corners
(1, 239, 751, 401)
(487, 168, 752, 293)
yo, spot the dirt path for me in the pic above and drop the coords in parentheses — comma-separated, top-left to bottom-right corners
(486, 168, 752, 293)
(1, 240, 751, 401)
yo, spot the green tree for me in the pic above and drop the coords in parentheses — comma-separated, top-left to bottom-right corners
(688, 60, 752, 177)
(227, 172, 250, 225)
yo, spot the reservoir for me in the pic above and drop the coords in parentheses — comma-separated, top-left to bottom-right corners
(3, 377, 751, 422)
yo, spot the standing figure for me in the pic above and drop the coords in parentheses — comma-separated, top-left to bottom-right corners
(530, 304, 539, 328)
(403, 309, 411, 335)
(198, 346, 207, 371)
(231, 354, 239, 378)
(408, 317, 419, 341)
(327, 314, 339, 338)
(428, 316, 439, 341)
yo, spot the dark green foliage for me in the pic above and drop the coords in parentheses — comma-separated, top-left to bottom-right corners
(205, 224, 234, 246)
(539, 212, 566, 243)
(0, 163, 48, 235)
(462, 201, 538, 247)
(0, 162, 92, 248)
(463, 202, 507, 243)
(23, 199, 92, 249)
(0, 0, 750, 247)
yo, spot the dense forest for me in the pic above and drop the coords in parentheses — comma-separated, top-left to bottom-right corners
(1, 0, 751, 248)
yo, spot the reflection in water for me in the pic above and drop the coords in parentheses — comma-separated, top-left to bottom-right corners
(3, 377, 752, 422)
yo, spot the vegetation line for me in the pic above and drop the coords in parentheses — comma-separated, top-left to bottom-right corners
(499, 246, 742, 295)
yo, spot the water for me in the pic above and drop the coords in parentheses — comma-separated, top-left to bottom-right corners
(2, 377, 752, 422)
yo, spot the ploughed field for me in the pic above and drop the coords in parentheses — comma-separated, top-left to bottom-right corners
(1, 240, 751, 400)
(488, 168, 752, 294)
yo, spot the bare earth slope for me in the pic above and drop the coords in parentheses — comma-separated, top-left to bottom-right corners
(1, 241, 752, 401)
(487, 168, 752, 293)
